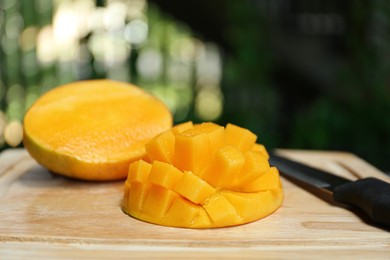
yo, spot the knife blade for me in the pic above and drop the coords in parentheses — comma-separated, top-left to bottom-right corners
(269, 153, 390, 228)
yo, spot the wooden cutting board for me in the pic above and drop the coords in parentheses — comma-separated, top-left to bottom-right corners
(1, 148, 389, 259)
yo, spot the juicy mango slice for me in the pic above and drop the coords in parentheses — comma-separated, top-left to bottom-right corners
(122, 122, 283, 228)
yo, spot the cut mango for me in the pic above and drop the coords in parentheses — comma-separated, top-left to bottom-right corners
(252, 143, 270, 159)
(224, 123, 257, 152)
(23, 79, 172, 181)
(222, 190, 263, 221)
(202, 192, 241, 227)
(192, 122, 225, 155)
(148, 161, 183, 189)
(200, 145, 245, 188)
(145, 130, 175, 164)
(241, 167, 281, 192)
(162, 197, 200, 227)
(126, 160, 152, 184)
(232, 150, 270, 188)
(141, 184, 179, 221)
(171, 121, 194, 135)
(173, 131, 210, 175)
(191, 208, 213, 228)
(122, 122, 283, 228)
(123, 182, 150, 216)
(174, 171, 215, 204)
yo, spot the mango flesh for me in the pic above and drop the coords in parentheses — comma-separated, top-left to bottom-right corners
(122, 122, 283, 228)
(23, 79, 172, 181)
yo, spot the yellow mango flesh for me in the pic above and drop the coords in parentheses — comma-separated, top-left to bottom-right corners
(148, 161, 183, 189)
(225, 123, 257, 152)
(174, 171, 215, 204)
(173, 131, 210, 174)
(122, 122, 283, 228)
(200, 145, 245, 188)
(145, 130, 175, 164)
(23, 79, 172, 181)
(232, 150, 270, 187)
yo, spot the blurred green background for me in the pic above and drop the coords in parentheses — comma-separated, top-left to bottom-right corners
(0, 0, 389, 173)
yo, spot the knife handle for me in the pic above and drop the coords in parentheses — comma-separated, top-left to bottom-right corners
(333, 177, 390, 227)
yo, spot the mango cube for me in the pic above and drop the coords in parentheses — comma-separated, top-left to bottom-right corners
(126, 160, 152, 184)
(174, 171, 215, 204)
(148, 161, 183, 189)
(145, 130, 175, 163)
(162, 197, 200, 227)
(191, 208, 213, 228)
(251, 143, 269, 159)
(124, 182, 150, 217)
(224, 123, 257, 152)
(203, 192, 241, 227)
(242, 167, 281, 192)
(173, 131, 210, 175)
(222, 190, 262, 221)
(201, 146, 245, 188)
(192, 122, 225, 155)
(233, 150, 270, 187)
(141, 184, 178, 221)
(171, 121, 194, 135)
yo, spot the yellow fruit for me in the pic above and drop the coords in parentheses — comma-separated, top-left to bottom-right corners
(23, 79, 172, 181)
(122, 122, 283, 228)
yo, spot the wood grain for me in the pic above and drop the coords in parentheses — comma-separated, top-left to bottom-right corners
(0, 148, 389, 259)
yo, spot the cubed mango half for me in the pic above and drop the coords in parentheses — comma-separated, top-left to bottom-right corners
(122, 122, 283, 228)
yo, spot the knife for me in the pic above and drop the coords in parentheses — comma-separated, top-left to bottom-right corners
(269, 153, 390, 228)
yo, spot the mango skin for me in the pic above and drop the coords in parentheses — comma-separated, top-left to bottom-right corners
(122, 122, 284, 228)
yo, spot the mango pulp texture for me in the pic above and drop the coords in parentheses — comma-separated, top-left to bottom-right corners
(122, 122, 283, 228)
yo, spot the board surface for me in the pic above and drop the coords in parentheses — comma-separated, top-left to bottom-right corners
(0, 148, 389, 259)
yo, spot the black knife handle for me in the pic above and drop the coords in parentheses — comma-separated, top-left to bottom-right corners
(333, 177, 390, 227)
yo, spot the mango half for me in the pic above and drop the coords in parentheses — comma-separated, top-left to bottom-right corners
(122, 122, 283, 228)
(23, 80, 172, 181)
